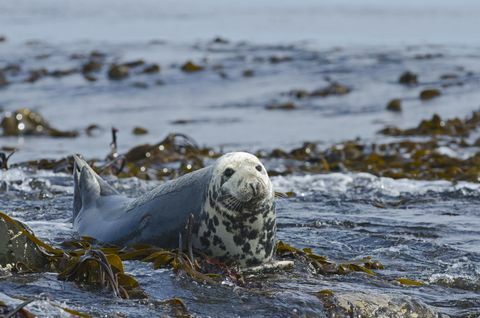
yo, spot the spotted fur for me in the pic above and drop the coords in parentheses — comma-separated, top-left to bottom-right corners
(193, 152, 276, 267)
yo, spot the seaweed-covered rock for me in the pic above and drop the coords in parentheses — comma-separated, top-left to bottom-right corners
(181, 61, 204, 73)
(107, 64, 129, 80)
(82, 60, 102, 74)
(132, 126, 148, 135)
(290, 82, 351, 99)
(317, 291, 448, 318)
(420, 88, 441, 100)
(0, 71, 8, 87)
(386, 99, 402, 112)
(399, 71, 418, 85)
(242, 69, 254, 77)
(0, 108, 78, 137)
(142, 64, 160, 74)
(266, 102, 298, 111)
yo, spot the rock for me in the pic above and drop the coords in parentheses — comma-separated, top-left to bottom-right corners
(399, 71, 418, 85)
(24, 68, 48, 83)
(132, 82, 148, 89)
(269, 55, 292, 64)
(132, 127, 148, 135)
(49, 68, 77, 77)
(317, 291, 449, 318)
(440, 73, 458, 80)
(83, 74, 97, 82)
(420, 89, 441, 100)
(212, 36, 229, 44)
(386, 99, 402, 112)
(82, 60, 102, 73)
(121, 60, 145, 68)
(242, 69, 254, 77)
(142, 64, 160, 74)
(266, 102, 298, 110)
(108, 64, 129, 80)
(0, 71, 8, 87)
(181, 61, 204, 73)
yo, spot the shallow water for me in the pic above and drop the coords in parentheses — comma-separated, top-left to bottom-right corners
(1, 0, 480, 317)
(1, 168, 480, 317)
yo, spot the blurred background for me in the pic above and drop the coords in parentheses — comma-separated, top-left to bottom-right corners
(1, 0, 480, 162)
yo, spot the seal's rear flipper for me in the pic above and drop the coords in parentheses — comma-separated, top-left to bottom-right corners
(73, 155, 119, 220)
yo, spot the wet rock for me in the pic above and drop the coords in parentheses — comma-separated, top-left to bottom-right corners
(420, 88, 441, 100)
(90, 50, 106, 59)
(85, 124, 101, 136)
(83, 74, 97, 82)
(142, 64, 160, 74)
(399, 71, 418, 85)
(0, 71, 8, 87)
(290, 82, 351, 99)
(317, 291, 448, 318)
(133, 127, 148, 135)
(24, 68, 48, 83)
(132, 81, 148, 89)
(212, 36, 229, 44)
(386, 99, 402, 112)
(440, 73, 458, 80)
(181, 61, 204, 73)
(269, 55, 292, 64)
(266, 102, 298, 110)
(121, 59, 145, 68)
(49, 68, 77, 77)
(2, 64, 21, 75)
(108, 64, 129, 80)
(242, 69, 254, 77)
(414, 53, 443, 60)
(82, 60, 102, 73)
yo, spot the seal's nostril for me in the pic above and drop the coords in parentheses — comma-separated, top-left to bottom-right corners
(250, 183, 257, 196)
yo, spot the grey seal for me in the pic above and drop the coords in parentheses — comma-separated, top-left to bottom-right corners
(72, 152, 276, 267)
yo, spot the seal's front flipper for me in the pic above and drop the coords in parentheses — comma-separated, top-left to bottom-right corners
(73, 155, 119, 219)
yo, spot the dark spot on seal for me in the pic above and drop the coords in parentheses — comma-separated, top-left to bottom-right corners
(213, 215, 219, 226)
(208, 218, 216, 233)
(247, 229, 259, 240)
(234, 235, 245, 246)
(242, 242, 251, 254)
(200, 235, 210, 248)
(248, 216, 257, 224)
(213, 235, 222, 246)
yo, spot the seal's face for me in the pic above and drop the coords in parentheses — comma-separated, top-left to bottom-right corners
(195, 152, 276, 267)
(212, 152, 273, 211)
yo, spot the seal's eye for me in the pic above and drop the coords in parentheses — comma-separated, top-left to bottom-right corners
(224, 168, 235, 178)
(255, 165, 262, 172)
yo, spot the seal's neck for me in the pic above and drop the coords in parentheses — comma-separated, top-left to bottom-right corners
(195, 182, 276, 267)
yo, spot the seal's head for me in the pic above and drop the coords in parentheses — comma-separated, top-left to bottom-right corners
(211, 152, 273, 211)
(197, 152, 276, 267)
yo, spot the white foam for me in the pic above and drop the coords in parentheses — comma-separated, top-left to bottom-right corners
(272, 172, 480, 197)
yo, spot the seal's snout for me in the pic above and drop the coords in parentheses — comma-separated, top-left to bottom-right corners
(249, 182, 258, 196)
(246, 178, 267, 202)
